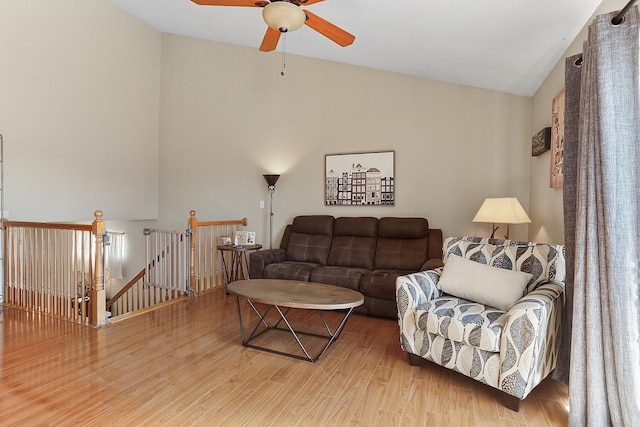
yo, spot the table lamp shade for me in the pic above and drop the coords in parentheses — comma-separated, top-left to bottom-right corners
(472, 198, 531, 224)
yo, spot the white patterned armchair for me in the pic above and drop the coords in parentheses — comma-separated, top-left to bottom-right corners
(396, 236, 565, 411)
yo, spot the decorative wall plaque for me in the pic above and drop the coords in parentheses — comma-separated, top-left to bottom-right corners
(550, 88, 565, 188)
(532, 127, 551, 156)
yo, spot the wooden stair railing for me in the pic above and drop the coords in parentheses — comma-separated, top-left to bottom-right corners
(3, 210, 107, 325)
(106, 252, 185, 320)
(107, 268, 145, 307)
(106, 268, 144, 318)
(106, 267, 187, 321)
(105, 211, 249, 320)
(188, 210, 248, 293)
(2, 210, 249, 324)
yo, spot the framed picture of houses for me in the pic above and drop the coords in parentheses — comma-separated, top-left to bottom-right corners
(325, 151, 395, 206)
(550, 88, 565, 188)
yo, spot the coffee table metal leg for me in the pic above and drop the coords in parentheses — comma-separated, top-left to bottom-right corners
(246, 300, 273, 329)
(319, 311, 331, 336)
(236, 297, 272, 345)
(314, 308, 353, 362)
(270, 306, 292, 330)
(235, 300, 273, 346)
(234, 297, 356, 362)
(235, 296, 246, 344)
(274, 305, 313, 360)
(220, 250, 230, 292)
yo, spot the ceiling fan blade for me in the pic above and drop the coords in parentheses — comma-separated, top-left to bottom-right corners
(259, 26, 281, 52)
(303, 10, 355, 47)
(190, 0, 259, 6)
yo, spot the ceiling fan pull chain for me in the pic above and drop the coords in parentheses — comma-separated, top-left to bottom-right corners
(281, 33, 287, 76)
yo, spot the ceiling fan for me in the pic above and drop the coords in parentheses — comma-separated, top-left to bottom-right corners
(190, 0, 355, 52)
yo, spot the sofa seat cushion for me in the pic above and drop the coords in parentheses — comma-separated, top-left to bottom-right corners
(310, 266, 368, 291)
(263, 261, 318, 281)
(416, 295, 507, 352)
(360, 269, 415, 300)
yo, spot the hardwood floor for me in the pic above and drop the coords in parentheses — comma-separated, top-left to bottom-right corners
(0, 288, 569, 426)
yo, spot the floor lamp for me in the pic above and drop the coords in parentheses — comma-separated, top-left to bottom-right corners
(263, 174, 280, 249)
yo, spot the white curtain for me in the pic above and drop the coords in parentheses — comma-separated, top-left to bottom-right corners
(106, 232, 124, 280)
(564, 6, 640, 426)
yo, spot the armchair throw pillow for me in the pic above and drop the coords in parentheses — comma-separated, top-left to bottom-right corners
(437, 255, 532, 311)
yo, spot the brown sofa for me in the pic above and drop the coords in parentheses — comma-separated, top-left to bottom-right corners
(249, 215, 444, 318)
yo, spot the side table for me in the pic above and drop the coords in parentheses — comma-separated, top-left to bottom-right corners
(218, 244, 262, 291)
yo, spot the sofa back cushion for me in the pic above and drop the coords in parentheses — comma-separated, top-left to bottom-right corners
(443, 236, 565, 293)
(286, 215, 334, 265)
(279, 224, 293, 251)
(375, 217, 429, 270)
(327, 217, 378, 269)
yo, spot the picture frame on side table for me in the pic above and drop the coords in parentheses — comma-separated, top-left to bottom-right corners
(325, 150, 395, 206)
(234, 231, 256, 246)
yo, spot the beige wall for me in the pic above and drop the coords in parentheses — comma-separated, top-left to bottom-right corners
(529, 0, 628, 244)
(158, 34, 533, 246)
(0, 0, 161, 222)
(8, 1, 623, 287)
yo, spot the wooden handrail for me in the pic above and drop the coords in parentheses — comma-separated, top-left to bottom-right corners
(106, 268, 145, 311)
(196, 218, 248, 227)
(3, 220, 92, 231)
(188, 211, 248, 228)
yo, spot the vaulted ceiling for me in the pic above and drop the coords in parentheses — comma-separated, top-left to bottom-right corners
(109, 0, 603, 96)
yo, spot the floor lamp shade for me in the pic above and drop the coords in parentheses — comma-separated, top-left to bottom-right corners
(263, 174, 280, 189)
(263, 174, 280, 249)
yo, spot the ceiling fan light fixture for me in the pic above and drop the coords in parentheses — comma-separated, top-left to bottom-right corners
(262, 2, 305, 33)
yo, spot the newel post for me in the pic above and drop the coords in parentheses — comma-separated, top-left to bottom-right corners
(188, 210, 198, 292)
(90, 210, 107, 325)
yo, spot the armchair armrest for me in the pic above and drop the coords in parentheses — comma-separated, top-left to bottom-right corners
(499, 281, 565, 399)
(396, 268, 443, 354)
(249, 249, 287, 279)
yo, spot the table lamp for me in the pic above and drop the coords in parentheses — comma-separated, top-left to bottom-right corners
(472, 197, 531, 239)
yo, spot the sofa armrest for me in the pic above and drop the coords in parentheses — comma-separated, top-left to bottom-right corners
(499, 281, 565, 399)
(249, 249, 287, 279)
(396, 269, 443, 354)
(420, 257, 444, 270)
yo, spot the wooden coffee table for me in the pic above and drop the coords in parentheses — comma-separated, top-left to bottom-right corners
(227, 279, 364, 362)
